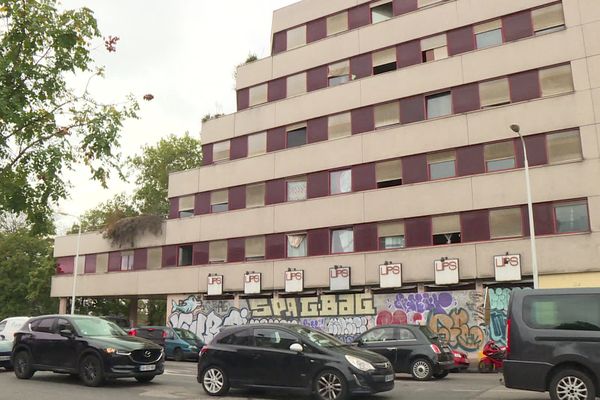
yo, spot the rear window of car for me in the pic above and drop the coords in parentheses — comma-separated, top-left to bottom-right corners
(31, 318, 55, 333)
(523, 294, 600, 331)
(418, 326, 438, 340)
(137, 328, 166, 339)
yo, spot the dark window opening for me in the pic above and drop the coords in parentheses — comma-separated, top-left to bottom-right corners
(433, 233, 461, 245)
(371, 3, 393, 23)
(377, 179, 403, 188)
(373, 62, 397, 75)
(287, 128, 307, 148)
(178, 245, 193, 266)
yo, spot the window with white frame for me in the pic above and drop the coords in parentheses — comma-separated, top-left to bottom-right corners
(331, 228, 354, 253)
(120, 251, 134, 271)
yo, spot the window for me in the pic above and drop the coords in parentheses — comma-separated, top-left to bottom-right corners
(287, 25, 306, 50)
(286, 124, 307, 148)
(147, 248, 162, 270)
(432, 214, 461, 245)
(331, 228, 354, 253)
(554, 202, 589, 233)
(249, 83, 268, 107)
(120, 251, 134, 271)
(328, 60, 351, 86)
(547, 130, 582, 164)
(327, 11, 348, 36)
(178, 195, 194, 218)
(209, 241, 227, 263)
(287, 234, 307, 257)
(421, 34, 448, 62)
(376, 159, 402, 188)
(373, 48, 396, 75)
(362, 327, 395, 343)
(248, 132, 267, 157)
(398, 328, 416, 340)
(219, 330, 251, 346)
(485, 141, 516, 172)
(245, 236, 265, 261)
(428, 151, 456, 180)
(254, 328, 298, 350)
(211, 190, 228, 213)
(378, 221, 405, 249)
(287, 72, 306, 97)
(287, 176, 307, 201)
(246, 183, 265, 208)
(328, 112, 351, 139)
(533, 3, 565, 35)
(57, 318, 75, 333)
(480, 78, 510, 108)
(475, 20, 503, 49)
(178, 245, 193, 266)
(330, 169, 352, 194)
(371, 1, 393, 23)
(540, 64, 574, 97)
(374, 101, 400, 128)
(524, 294, 600, 331)
(213, 140, 230, 162)
(426, 92, 452, 118)
(31, 318, 55, 333)
(490, 208, 522, 239)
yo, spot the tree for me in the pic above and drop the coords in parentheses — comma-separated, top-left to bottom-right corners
(0, 0, 140, 234)
(69, 193, 137, 234)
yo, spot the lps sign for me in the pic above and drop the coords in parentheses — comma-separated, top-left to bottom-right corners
(207, 275, 223, 296)
(434, 258, 459, 285)
(329, 266, 351, 291)
(244, 273, 261, 294)
(494, 254, 522, 281)
(379, 263, 402, 288)
(285, 270, 304, 293)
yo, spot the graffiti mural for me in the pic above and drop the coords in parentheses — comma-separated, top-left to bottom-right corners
(488, 288, 512, 346)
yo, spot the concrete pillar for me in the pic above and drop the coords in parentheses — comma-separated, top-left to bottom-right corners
(59, 298, 68, 315)
(128, 297, 139, 327)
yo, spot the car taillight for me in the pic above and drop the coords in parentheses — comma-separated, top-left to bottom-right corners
(200, 346, 208, 356)
(430, 344, 441, 354)
(128, 329, 137, 336)
(505, 318, 511, 357)
(162, 330, 168, 338)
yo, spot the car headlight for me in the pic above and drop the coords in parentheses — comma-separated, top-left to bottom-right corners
(104, 348, 131, 356)
(345, 355, 375, 371)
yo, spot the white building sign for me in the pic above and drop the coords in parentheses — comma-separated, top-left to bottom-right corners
(329, 266, 351, 291)
(207, 275, 223, 296)
(379, 263, 402, 288)
(494, 254, 522, 282)
(434, 258, 459, 285)
(285, 270, 304, 293)
(244, 272, 262, 294)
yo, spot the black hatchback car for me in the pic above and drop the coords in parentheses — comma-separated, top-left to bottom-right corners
(353, 324, 454, 381)
(198, 323, 394, 400)
(12, 315, 165, 386)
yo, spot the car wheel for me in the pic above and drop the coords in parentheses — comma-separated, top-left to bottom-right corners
(201, 366, 230, 396)
(550, 368, 595, 400)
(433, 370, 449, 379)
(135, 375, 155, 383)
(13, 351, 34, 379)
(173, 348, 184, 362)
(314, 369, 348, 400)
(410, 358, 433, 381)
(79, 355, 105, 387)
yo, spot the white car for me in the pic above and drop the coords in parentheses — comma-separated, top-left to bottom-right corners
(0, 316, 29, 369)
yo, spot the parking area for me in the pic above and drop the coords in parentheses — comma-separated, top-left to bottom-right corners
(0, 362, 550, 400)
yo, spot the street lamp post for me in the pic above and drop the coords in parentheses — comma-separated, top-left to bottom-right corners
(57, 212, 82, 314)
(510, 124, 539, 289)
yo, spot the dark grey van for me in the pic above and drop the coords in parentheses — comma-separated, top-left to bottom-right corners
(503, 288, 600, 400)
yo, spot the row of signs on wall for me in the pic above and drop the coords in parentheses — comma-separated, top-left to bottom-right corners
(206, 254, 523, 296)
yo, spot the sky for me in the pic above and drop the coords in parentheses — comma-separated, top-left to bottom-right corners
(54, 0, 297, 232)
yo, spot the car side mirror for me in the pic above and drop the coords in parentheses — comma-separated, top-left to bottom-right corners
(353, 338, 363, 346)
(289, 343, 303, 353)
(59, 329, 74, 339)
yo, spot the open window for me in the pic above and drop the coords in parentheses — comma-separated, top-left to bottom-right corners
(371, 1, 393, 23)
(378, 221, 405, 249)
(373, 48, 397, 75)
(376, 159, 402, 188)
(178, 246, 193, 266)
(432, 214, 461, 245)
(421, 34, 448, 63)
(328, 60, 351, 86)
(287, 233, 307, 257)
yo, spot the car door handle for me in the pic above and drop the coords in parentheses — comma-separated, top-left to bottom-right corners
(387, 348, 396, 351)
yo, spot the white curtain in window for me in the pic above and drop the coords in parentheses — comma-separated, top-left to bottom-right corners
(287, 180, 307, 201)
(287, 235, 307, 257)
(332, 229, 354, 253)
(331, 170, 352, 194)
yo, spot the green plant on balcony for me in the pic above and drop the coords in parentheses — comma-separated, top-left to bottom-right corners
(103, 214, 163, 248)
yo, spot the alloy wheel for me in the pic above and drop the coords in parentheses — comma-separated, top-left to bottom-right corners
(317, 372, 343, 400)
(556, 376, 588, 400)
(82, 359, 97, 382)
(412, 360, 431, 379)
(203, 368, 224, 394)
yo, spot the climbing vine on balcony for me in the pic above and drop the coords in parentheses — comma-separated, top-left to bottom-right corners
(103, 215, 163, 248)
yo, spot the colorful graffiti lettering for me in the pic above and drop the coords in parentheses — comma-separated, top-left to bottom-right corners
(428, 309, 485, 352)
(488, 288, 512, 346)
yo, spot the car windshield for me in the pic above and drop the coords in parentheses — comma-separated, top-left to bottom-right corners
(174, 328, 199, 340)
(288, 325, 344, 348)
(71, 317, 126, 337)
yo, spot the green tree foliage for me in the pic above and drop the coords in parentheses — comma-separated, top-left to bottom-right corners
(0, 0, 139, 234)
(68, 193, 137, 234)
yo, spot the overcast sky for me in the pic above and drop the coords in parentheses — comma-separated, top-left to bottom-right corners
(55, 0, 297, 232)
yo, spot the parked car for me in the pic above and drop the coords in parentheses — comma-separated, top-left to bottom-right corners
(100, 316, 131, 330)
(352, 324, 454, 381)
(12, 315, 164, 386)
(129, 326, 203, 361)
(0, 316, 30, 371)
(504, 288, 600, 400)
(198, 323, 394, 400)
(451, 350, 469, 372)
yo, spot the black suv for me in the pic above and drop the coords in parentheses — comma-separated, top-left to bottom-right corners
(198, 323, 394, 400)
(12, 315, 165, 386)
(504, 288, 600, 400)
(353, 324, 454, 380)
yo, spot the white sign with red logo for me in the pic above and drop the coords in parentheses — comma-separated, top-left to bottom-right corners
(244, 273, 261, 294)
(434, 259, 459, 285)
(494, 254, 522, 282)
(379, 263, 402, 288)
(285, 270, 304, 293)
(207, 275, 223, 296)
(329, 267, 351, 291)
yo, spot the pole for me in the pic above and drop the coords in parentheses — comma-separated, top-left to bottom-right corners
(518, 134, 539, 289)
(70, 222, 82, 314)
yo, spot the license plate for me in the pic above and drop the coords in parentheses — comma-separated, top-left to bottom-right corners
(385, 374, 394, 382)
(139, 364, 156, 372)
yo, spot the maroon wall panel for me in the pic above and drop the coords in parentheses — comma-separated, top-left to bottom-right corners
(272, 31, 287, 54)
(402, 154, 428, 184)
(266, 179, 286, 205)
(351, 106, 374, 135)
(397, 40, 422, 68)
(307, 65, 328, 92)
(307, 117, 328, 144)
(168, 198, 179, 219)
(447, 26, 475, 56)
(503, 11, 534, 42)
(202, 144, 213, 166)
(307, 18, 327, 43)
(393, 0, 418, 16)
(308, 228, 330, 256)
(267, 127, 286, 152)
(521, 205, 531, 237)
(228, 186, 246, 210)
(352, 163, 376, 192)
(193, 242, 209, 265)
(133, 248, 147, 271)
(452, 83, 480, 114)
(268, 78, 286, 102)
(162, 246, 177, 268)
(227, 238, 245, 263)
(194, 192, 211, 215)
(509, 70, 540, 103)
(236, 88, 249, 111)
(230, 136, 248, 160)
(266, 233, 285, 259)
(354, 223, 378, 252)
(515, 135, 547, 167)
(405, 217, 432, 247)
(400, 95, 425, 124)
(84, 254, 96, 274)
(457, 144, 485, 176)
(308, 171, 329, 199)
(349, 4, 371, 29)
(461, 210, 490, 242)
(56, 256, 74, 274)
(350, 53, 373, 80)
(108, 252, 122, 272)
(533, 202, 555, 235)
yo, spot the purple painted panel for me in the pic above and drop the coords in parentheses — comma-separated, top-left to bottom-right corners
(393, 0, 418, 16)
(267, 127, 286, 152)
(202, 144, 213, 166)
(56, 256, 74, 274)
(509, 70, 540, 103)
(268, 78, 286, 102)
(515, 135, 547, 167)
(307, 18, 327, 43)
(503, 10, 534, 42)
(533, 202, 554, 235)
(266, 179, 286, 205)
(228, 186, 246, 210)
(227, 238, 245, 263)
(237, 88, 249, 111)
(194, 192, 211, 215)
(193, 242, 209, 265)
(133, 248, 147, 271)
(400, 95, 425, 124)
(354, 223, 378, 252)
(457, 144, 485, 176)
(168, 198, 178, 219)
(405, 216, 432, 247)
(84, 254, 96, 274)
(308, 171, 329, 199)
(447, 25, 475, 56)
(162, 245, 177, 268)
(108, 252, 122, 272)
(230, 136, 248, 160)
(397, 40, 421, 68)
(307, 65, 328, 92)
(308, 228, 330, 256)
(272, 31, 287, 54)
(461, 210, 490, 242)
(452, 83, 480, 114)
(351, 106, 374, 135)
(307, 117, 328, 143)
(522, 205, 531, 237)
(352, 163, 376, 192)
(266, 233, 285, 260)
(402, 154, 428, 184)
(350, 53, 373, 80)
(349, 4, 371, 29)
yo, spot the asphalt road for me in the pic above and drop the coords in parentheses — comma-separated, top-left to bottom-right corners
(0, 362, 550, 400)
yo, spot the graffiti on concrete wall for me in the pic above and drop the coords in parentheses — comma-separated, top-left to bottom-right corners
(488, 288, 512, 346)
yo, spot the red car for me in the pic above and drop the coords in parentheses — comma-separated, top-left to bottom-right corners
(451, 350, 470, 372)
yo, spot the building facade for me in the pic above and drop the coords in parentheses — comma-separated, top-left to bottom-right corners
(52, 0, 600, 354)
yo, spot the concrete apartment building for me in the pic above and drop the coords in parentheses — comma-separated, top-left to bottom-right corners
(52, 0, 600, 352)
